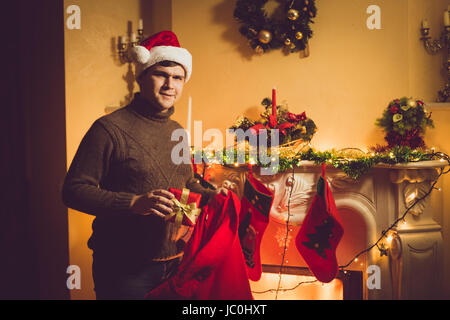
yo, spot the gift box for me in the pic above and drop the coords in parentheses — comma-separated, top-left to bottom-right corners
(165, 188, 202, 228)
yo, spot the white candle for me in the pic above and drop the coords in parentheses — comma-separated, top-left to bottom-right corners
(138, 19, 143, 30)
(422, 19, 429, 29)
(131, 32, 136, 42)
(444, 10, 450, 27)
(187, 96, 192, 144)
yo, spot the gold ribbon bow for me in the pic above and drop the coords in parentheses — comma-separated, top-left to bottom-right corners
(165, 188, 201, 228)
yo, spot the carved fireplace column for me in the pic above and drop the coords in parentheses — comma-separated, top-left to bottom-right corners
(388, 162, 445, 299)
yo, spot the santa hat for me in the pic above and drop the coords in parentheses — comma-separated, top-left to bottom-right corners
(130, 30, 192, 82)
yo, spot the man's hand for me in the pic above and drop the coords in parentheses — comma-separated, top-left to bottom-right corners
(215, 187, 228, 196)
(130, 189, 175, 218)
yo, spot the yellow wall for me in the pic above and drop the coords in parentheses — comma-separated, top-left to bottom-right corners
(172, 0, 448, 151)
(64, 0, 450, 299)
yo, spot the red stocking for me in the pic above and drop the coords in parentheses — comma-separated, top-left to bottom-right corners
(238, 169, 274, 281)
(295, 164, 344, 283)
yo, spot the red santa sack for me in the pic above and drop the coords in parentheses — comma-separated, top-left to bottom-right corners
(146, 191, 253, 300)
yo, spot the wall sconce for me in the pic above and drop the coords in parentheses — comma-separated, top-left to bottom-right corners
(118, 19, 144, 63)
(420, 8, 450, 102)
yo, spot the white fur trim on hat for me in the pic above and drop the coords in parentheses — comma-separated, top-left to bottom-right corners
(130, 45, 151, 64)
(132, 45, 192, 82)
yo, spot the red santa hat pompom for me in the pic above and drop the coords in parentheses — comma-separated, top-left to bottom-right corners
(130, 30, 192, 82)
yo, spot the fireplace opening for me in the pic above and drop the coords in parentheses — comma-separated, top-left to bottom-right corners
(251, 265, 363, 300)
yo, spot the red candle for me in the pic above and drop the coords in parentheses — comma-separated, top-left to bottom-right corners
(272, 87, 276, 117)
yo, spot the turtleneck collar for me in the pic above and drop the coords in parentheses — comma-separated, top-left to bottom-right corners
(129, 93, 174, 122)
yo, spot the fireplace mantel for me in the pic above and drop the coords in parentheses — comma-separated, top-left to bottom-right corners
(202, 160, 447, 299)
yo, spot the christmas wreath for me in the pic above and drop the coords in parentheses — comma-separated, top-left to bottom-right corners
(375, 97, 434, 149)
(233, 0, 317, 54)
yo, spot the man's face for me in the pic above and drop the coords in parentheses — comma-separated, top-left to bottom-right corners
(139, 64, 186, 111)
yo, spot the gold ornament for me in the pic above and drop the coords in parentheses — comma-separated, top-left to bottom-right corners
(401, 104, 411, 111)
(287, 9, 299, 21)
(295, 31, 303, 40)
(289, 43, 296, 49)
(284, 38, 292, 46)
(258, 30, 272, 44)
(254, 45, 264, 55)
(407, 98, 417, 108)
(393, 114, 403, 122)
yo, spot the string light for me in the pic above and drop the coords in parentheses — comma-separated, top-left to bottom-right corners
(274, 166, 295, 300)
(386, 233, 393, 243)
(339, 165, 448, 270)
(197, 146, 450, 180)
(405, 191, 417, 203)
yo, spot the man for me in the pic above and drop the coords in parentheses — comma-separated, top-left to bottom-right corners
(62, 30, 224, 299)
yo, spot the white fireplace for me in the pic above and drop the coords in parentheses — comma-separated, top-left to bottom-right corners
(202, 160, 447, 299)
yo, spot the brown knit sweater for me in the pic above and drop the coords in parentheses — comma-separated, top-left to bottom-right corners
(62, 94, 215, 263)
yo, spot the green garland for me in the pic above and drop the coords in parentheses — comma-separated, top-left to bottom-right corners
(233, 0, 317, 54)
(193, 146, 449, 180)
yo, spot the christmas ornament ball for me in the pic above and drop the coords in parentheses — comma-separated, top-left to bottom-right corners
(258, 30, 272, 44)
(295, 31, 303, 40)
(284, 38, 292, 46)
(254, 45, 264, 55)
(287, 9, 299, 21)
(407, 98, 417, 108)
